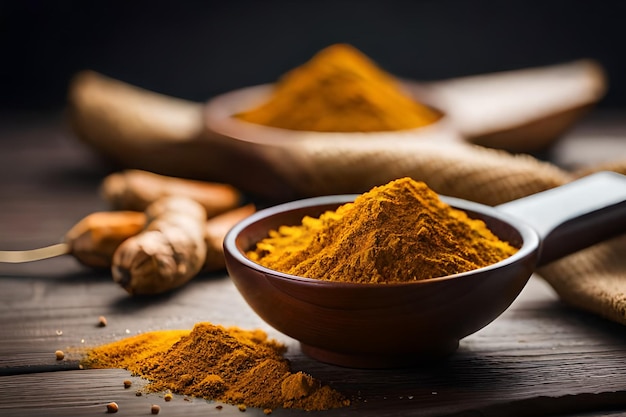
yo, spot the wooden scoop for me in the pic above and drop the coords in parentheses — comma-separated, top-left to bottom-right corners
(410, 59, 606, 152)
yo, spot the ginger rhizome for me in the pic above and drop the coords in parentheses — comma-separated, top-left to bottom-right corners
(101, 169, 241, 216)
(112, 196, 208, 295)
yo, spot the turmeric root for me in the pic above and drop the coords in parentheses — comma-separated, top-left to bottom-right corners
(69, 204, 255, 273)
(1, 198, 255, 290)
(112, 196, 208, 295)
(101, 169, 242, 217)
(0, 211, 146, 266)
(62, 202, 254, 273)
(64, 211, 146, 268)
(203, 204, 256, 272)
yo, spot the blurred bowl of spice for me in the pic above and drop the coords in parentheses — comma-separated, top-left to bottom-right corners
(203, 43, 461, 201)
(68, 43, 605, 203)
(224, 173, 626, 368)
(203, 43, 605, 202)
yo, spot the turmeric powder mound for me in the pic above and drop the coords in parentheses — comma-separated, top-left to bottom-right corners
(248, 177, 518, 283)
(235, 43, 441, 132)
(82, 323, 349, 412)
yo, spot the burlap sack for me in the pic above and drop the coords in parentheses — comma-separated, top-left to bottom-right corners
(68, 67, 626, 326)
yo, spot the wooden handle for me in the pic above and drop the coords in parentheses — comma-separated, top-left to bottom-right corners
(497, 171, 626, 266)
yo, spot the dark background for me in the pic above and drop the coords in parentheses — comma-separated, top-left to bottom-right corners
(2, 0, 626, 111)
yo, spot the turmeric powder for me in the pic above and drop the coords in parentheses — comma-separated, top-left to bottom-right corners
(82, 322, 349, 412)
(248, 177, 518, 282)
(235, 44, 441, 132)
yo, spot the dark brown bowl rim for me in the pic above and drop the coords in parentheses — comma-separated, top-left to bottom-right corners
(224, 194, 540, 287)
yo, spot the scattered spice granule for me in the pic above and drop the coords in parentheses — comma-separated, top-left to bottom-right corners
(81, 322, 349, 412)
(106, 402, 119, 413)
(135, 391, 142, 397)
(98, 316, 108, 327)
(263, 408, 272, 415)
(123, 379, 132, 388)
(55, 350, 65, 360)
(151, 404, 161, 414)
(238, 404, 247, 412)
(216, 405, 223, 410)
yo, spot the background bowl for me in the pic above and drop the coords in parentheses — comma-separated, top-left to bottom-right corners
(203, 83, 461, 202)
(223, 195, 539, 368)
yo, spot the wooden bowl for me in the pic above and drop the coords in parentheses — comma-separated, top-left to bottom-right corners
(223, 195, 539, 368)
(224, 172, 626, 368)
(203, 83, 461, 201)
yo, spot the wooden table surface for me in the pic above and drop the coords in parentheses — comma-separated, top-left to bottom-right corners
(1, 111, 626, 417)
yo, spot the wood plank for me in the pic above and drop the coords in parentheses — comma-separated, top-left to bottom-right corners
(2, 269, 626, 416)
(0, 369, 272, 417)
(2, 113, 626, 416)
(2, 370, 626, 417)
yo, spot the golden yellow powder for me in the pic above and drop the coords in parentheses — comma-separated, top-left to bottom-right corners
(248, 177, 518, 282)
(82, 322, 348, 412)
(236, 44, 441, 132)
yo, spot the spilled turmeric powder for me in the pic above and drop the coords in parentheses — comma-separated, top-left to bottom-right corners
(248, 177, 518, 282)
(235, 44, 441, 132)
(82, 322, 349, 412)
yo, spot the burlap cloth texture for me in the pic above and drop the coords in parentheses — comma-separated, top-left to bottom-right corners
(224, 133, 624, 326)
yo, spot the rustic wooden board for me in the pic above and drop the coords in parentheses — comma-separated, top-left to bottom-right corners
(2, 268, 626, 417)
(2, 114, 626, 416)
